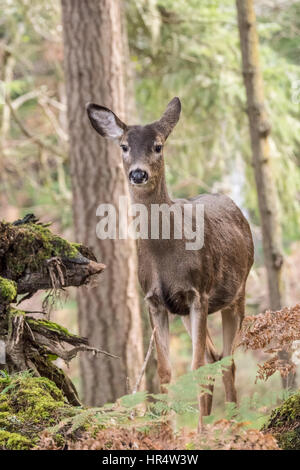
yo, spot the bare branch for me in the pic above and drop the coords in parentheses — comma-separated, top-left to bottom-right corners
(6, 96, 65, 158)
(133, 327, 156, 394)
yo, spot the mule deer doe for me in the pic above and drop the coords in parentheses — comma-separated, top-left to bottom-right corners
(87, 97, 254, 429)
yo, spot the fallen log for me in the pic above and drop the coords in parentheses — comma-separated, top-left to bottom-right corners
(0, 215, 105, 295)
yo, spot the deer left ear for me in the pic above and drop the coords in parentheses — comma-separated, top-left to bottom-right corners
(86, 103, 127, 141)
(157, 97, 181, 139)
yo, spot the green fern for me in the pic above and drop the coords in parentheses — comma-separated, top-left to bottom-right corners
(47, 356, 290, 439)
(120, 391, 148, 408)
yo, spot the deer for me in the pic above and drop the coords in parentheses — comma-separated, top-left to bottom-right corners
(86, 97, 254, 430)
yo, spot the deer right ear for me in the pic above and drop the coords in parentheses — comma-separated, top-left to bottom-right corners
(86, 103, 126, 141)
(157, 97, 181, 139)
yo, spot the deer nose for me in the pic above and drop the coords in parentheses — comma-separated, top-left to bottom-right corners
(129, 169, 148, 185)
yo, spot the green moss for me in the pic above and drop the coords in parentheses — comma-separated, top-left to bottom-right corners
(0, 395, 10, 412)
(10, 308, 25, 316)
(0, 277, 17, 302)
(268, 393, 300, 427)
(277, 429, 300, 450)
(263, 392, 300, 450)
(0, 411, 10, 427)
(12, 377, 66, 422)
(27, 318, 75, 338)
(53, 433, 65, 447)
(0, 430, 32, 450)
(3, 222, 80, 278)
(0, 372, 107, 450)
(0, 371, 75, 449)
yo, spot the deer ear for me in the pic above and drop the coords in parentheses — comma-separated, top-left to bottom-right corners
(157, 97, 181, 139)
(86, 103, 126, 141)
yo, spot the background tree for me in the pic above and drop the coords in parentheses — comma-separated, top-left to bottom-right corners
(61, 0, 144, 405)
(236, 0, 284, 313)
(236, 0, 295, 388)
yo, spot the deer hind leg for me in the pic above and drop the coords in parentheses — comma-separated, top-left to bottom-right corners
(149, 304, 171, 393)
(205, 330, 220, 415)
(221, 292, 245, 404)
(189, 293, 209, 431)
(181, 315, 218, 416)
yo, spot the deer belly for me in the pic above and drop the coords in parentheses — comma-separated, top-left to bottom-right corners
(160, 283, 193, 316)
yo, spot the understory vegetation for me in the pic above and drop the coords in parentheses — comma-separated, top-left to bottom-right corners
(0, 352, 298, 450)
(0, 304, 299, 450)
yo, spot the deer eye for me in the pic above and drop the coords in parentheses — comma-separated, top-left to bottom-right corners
(121, 144, 129, 152)
(154, 144, 162, 153)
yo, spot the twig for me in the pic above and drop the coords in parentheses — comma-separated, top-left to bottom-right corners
(30, 332, 119, 361)
(38, 97, 68, 143)
(133, 327, 156, 394)
(6, 97, 65, 158)
(11, 89, 42, 110)
(18, 310, 47, 315)
(71, 345, 120, 360)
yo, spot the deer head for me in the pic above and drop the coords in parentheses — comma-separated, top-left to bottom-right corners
(86, 97, 181, 193)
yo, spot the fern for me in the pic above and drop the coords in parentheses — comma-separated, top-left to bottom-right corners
(120, 391, 148, 408)
(47, 356, 290, 439)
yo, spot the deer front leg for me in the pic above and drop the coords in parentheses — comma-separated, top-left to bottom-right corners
(190, 293, 208, 431)
(148, 304, 171, 392)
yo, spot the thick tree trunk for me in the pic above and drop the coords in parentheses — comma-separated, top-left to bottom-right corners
(120, 4, 159, 395)
(236, 0, 294, 388)
(61, 0, 144, 405)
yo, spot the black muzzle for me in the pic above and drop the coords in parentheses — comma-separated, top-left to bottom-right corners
(129, 169, 149, 185)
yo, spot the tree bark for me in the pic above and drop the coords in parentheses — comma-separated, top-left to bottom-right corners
(236, 0, 284, 312)
(119, 5, 159, 394)
(236, 0, 294, 388)
(61, 0, 144, 405)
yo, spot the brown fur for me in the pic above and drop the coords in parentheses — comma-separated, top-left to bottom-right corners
(87, 97, 254, 429)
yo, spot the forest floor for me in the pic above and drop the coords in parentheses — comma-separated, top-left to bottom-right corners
(36, 421, 279, 451)
(0, 369, 282, 451)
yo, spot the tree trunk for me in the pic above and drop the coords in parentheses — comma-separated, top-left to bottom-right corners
(120, 3, 159, 395)
(61, 0, 144, 405)
(236, 0, 295, 388)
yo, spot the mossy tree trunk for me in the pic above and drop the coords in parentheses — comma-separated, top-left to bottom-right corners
(0, 216, 108, 405)
(61, 0, 144, 406)
(236, 0, 295, 388)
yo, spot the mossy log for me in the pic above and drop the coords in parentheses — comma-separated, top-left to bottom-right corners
(0, 214, 113, 406)
(0, 215, 105, 296)
(262, 392, 300, 450)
